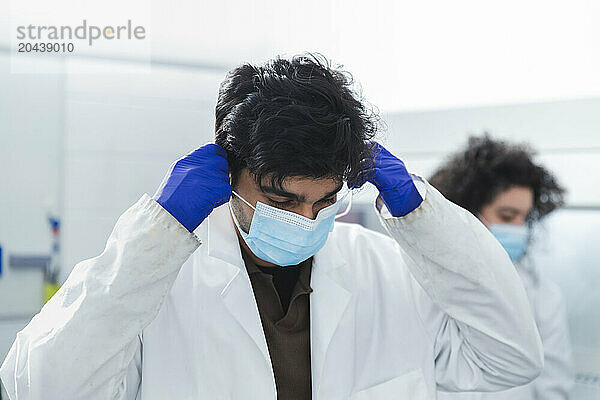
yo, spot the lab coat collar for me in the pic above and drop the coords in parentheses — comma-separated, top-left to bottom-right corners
(311, 228, 353, 396)
(205, 204, 273, 374)
(206, 203, 246, 271)
(205, 203, 353, 397)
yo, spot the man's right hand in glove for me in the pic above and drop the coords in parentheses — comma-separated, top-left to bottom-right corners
(154, 143, 232, 232)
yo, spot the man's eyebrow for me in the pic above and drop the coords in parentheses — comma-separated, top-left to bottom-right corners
(317, 182, 344, 202)
(261, 186, 305, 202)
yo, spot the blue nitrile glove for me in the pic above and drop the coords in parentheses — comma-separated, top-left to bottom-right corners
(354, 142, 423, 217)
(154, 143, 232, 232)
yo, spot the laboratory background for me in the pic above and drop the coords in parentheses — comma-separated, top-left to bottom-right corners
(1, 0, 599, 398)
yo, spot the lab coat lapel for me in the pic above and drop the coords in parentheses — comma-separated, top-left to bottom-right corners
(204, 205, 355, 397)
(310, 234, 353, 397)
(205, 204, 273, 368)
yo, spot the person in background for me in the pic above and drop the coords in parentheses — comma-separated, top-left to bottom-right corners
(429, 135, 574, 400)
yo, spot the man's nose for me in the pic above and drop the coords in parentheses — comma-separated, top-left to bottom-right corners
(296, 203, 317, 220)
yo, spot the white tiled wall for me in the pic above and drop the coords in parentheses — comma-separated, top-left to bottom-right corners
(60, 59, 226, 282)
(0, 53, 64, 318)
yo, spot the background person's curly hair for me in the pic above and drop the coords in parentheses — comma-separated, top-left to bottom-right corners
(214, 53, 378, 189)
(428, 135, 565, 222)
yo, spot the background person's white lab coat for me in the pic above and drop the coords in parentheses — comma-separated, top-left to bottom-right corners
(437, 256, 574, 400)
(0, 178, 544, 399)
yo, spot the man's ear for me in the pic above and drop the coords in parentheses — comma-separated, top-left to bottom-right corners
(229, 170, 241, 191)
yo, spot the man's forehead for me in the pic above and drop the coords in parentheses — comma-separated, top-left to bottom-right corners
(259, 174, 340, 187)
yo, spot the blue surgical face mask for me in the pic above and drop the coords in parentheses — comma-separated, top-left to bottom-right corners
(488, 223, 530, 262)
(229, 188, 352, 266)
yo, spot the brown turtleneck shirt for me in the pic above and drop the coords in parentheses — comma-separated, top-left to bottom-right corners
(241, 249, 313, 400)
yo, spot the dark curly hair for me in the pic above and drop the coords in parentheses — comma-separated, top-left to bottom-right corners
(214, 53, 378, 190)
(428, 135, 565, 221)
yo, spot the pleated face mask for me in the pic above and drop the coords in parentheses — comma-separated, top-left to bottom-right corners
(229, 186, 352, 266)
(488, 223, 530, 261)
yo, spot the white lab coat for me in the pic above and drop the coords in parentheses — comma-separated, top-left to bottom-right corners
(437, 256, 574, 400)
(0, 178, 544, 399)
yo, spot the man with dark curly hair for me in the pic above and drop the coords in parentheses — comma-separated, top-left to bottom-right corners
(430, 135, 574, 400)
(2, 57, 544, 400)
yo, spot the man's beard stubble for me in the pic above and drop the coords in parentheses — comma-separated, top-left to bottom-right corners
(230, 195, 252, 234)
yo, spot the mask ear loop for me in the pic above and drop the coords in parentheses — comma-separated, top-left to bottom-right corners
(231, 190, 256, 211)
(335, 190, 353, 220)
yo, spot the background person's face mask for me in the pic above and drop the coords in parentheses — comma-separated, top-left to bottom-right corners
(229, 188, 352, 266)
(488, 223, 530, 261)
